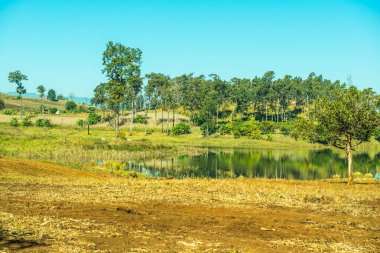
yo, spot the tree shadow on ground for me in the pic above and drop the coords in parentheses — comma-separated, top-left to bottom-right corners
(0, 225, 47, 251)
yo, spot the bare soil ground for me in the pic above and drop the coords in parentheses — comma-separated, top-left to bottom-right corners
(0, 157, 379, 252)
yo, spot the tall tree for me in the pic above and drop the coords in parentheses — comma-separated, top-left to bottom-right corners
(8, 70, 27, 118)
(91, 83, 107, 121)
(47, 89, 56, 101)
(101, 41, 142, 134)
(36, 85, 46, 116)
(301, 86, 380, 184)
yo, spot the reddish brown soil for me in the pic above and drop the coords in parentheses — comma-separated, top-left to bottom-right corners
(0, 157, 379, 252)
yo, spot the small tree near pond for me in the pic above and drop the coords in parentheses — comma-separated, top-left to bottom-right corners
(295, 86, 380, 184)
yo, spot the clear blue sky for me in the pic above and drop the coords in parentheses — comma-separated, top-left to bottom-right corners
(1, 0, 380, 97)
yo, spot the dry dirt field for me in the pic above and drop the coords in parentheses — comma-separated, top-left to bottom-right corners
(0, 157, 379, 252)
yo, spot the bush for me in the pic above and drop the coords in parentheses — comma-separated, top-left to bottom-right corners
(87, 107, 96, 113)
(259, 121, 276, 134)
(87, 112, 101, 125)
(201, 121, 217, 137)
(353, 171, 363, 178)
(218, 123, 232, 135)
(0, 98, 5, 110)
(171, 123, 191, 135)
(232, 119, 261, 139)
(374, 128, 380, 142)
(332, 174, 341, 179)
(49, 108, 58, 114)
(10, 117, 19, 127)
(35, 118, 53, 128)
(22, 117, 33, 127)
(65, 100, 77, 111)
(266, 134, 273, 141)
(76, 119, 86, 127)
(363, 173, 373, 178)
(279, 121, 294, 135)
(3, 109, 16, 115)
(133, 115, 148, 124)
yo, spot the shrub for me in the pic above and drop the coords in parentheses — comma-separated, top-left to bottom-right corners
(10, 117, 19, 127)
(374, 128, 380, 142)
(0, 98, 5, 110)
(201, 121, 217, 137)
(353, 171, 363, 178)
(87, 112, 101, 125)
(87, 107, 96, 113)
(49, 108, 58, 114)
(218, 123, 232, 135)
(76, 119, 86, 127)
(133, 115, 148, 124)
(279, 122, 294, 135)
(65, 100, 77, 111)
(35, 118, 53, 128)
(259, 121, 276, 134)
(363, 173, 373, 178)
(232, 119, 261, 139)
(22, 117, 33, 127)
(4, 109, 16, 115)
(332, 174, 341, 179)
(171, 123, 191, 135)
(266, 134, 273, 141)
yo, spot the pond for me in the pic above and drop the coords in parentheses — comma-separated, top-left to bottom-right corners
(126, 147, 380, 180)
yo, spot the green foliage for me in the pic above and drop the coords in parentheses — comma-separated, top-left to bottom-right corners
(200, 121, 217, 137)
(232, 119, 261, 139)
(279, 121, 294, 136)
(171, 123, 191, 135)
(57, 94, 65, 100)
(258, 121, 276, 134)
(133, 115, 148, 124)
(22, 117, 33, 127)
(3, 109, 16, 115)
(10, 117, 19, 127)
(266, 134, 273, 141)
(374, 128, 380, 142)
(8, 70, 27, 96)
(76, 119, 86, 127)
(353, 172, 363, 178)
(332, 174, 341, 179)
(47, 89, 56, 101)
(49, 108, 58, 114)
(65, 100, 77, 111)
(218, 123, 232, 135)
(36, 85, 46, 98)
(363, 173, 373, 179)
(87, 112, 101, 125)
(35, 118, 53, 128)
(0, 98, 5, 110)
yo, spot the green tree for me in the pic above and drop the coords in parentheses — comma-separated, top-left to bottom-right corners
(65, 100, 77, 111)
(101, 41, 142, 134)
(47, 89, 56, 101)
(91, 83, 107, 121)
(301, 86, 380, 183)
(36, 85, 46, 116)
(8, 70, 28, 118)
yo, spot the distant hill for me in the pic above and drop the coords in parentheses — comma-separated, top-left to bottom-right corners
(5, 92, 91, 105)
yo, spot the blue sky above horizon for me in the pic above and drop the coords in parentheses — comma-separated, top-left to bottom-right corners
(1, 0, 380, 97)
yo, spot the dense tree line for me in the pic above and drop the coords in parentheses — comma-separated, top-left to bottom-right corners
(92, 41, 347, 136)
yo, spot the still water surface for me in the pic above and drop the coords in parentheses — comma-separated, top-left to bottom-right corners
(127, 148, 380, 180)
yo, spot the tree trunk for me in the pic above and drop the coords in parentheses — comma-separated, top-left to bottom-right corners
(154, 108, 157, 126)
(265, 104, 268, 121)
(20, 96, 24, 119)
(115, 112, 119, 135)
(216, 105, 219, 127)
(129, 100, 134, 135)
(161, 107, 164, 133)
(172, 108, 175, 127)
(166, 110, 169, 135)
(346, 143, 353, 184)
